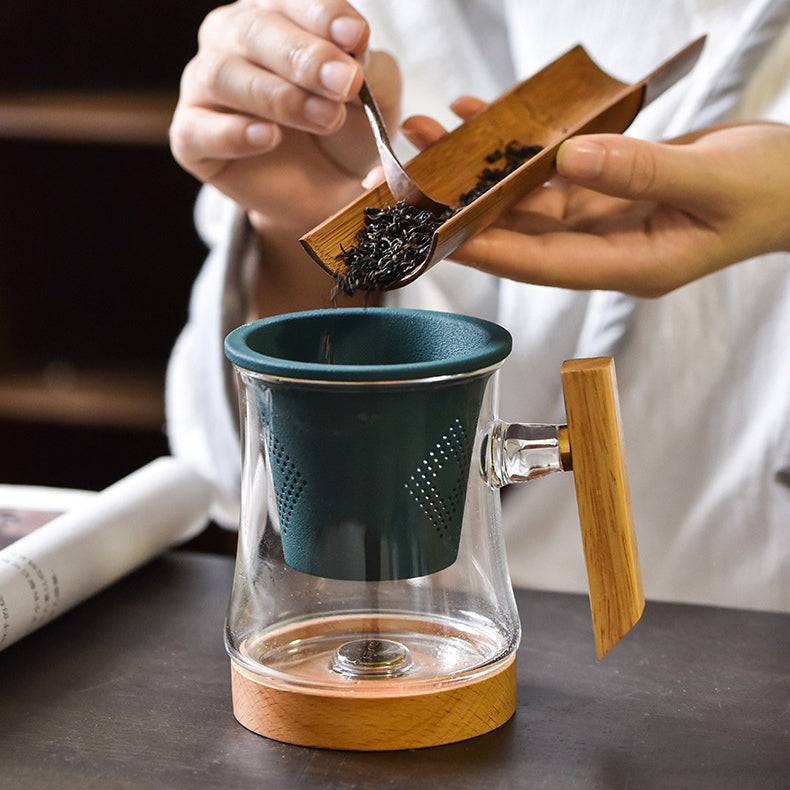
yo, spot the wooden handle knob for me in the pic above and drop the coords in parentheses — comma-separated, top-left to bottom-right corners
(560, 357, 644, 659)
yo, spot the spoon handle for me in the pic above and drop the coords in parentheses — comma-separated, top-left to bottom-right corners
(358, 79, 447, 213)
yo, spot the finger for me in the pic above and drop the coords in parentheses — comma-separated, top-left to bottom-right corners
(170, 105, 282, 171)
(509, 178, 571, 220)
(556, 134, 725, 215)
(451, 223, 707, 297)
(185, 53, 346, 134)
(200, 7, 363, 102)
(400, 114, 448, 150)
(360, 50, 400, 117)
(449, 95, 487, 120)
(251, 0, 370, 53)
(453, 227, 610, 289)
(361, 165, 385, 189)
(493, 208, 568, 235)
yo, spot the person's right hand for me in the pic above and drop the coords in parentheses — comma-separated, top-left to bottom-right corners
(170, 0, 400, 238)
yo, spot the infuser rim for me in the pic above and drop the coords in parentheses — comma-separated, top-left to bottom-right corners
(224, 307, 513, 382)
(231, 361, 505, 387)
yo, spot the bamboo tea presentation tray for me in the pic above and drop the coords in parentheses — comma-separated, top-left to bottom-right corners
(301, 37, 705, 288)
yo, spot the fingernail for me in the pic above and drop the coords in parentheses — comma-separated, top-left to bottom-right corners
(304, 96, 342, 129)
(361, 169, 383, 189)
(330, 16, 366, 50)
(319, 60, 357, 99)
(245, 122, 278, 148)
(559, 139, 605, 178)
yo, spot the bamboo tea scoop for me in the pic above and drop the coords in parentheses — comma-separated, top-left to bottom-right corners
(301, 36, 706, 289)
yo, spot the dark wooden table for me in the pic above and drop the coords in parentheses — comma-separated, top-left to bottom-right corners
(1, 552, 787, 789)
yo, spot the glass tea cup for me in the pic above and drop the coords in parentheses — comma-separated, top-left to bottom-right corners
(223, 307, 642, 750)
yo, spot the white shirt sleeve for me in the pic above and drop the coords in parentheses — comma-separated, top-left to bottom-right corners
(165, 188, 258, 527)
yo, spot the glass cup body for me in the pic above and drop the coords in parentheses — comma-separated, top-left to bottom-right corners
(224, 308, 520, 692)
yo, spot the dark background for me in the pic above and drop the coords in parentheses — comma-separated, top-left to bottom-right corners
(0, 2, 223, 495)
(0, 2, 219, 92)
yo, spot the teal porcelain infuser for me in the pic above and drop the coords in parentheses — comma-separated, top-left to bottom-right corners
(224, 307, 643, 750)
(225, 308, 511, 581)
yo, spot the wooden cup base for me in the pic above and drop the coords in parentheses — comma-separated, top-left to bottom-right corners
(230, 655, 516, 750)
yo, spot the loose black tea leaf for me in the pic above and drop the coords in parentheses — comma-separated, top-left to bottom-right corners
(457, 141, 543, 207)
(332, 202, 453, 298)
(333, 140, 542, 297)
(321, 329, 334, 364)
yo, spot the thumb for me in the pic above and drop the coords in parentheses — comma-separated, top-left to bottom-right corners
(556, 134, 720, 211)
(362, 50, 401, 118)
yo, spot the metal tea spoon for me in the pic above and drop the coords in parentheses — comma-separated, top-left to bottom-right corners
(357, 79, 449, 214)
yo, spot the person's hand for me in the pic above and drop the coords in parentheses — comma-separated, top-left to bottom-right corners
(170, 0, 400, 236)
(397, 98, 790, 297)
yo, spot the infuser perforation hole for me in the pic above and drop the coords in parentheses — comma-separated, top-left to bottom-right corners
(269, 435, 306, 535)
(405, 417, 473, 543)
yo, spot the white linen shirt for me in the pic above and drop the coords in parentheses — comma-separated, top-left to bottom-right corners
(166, 0, 790, 612)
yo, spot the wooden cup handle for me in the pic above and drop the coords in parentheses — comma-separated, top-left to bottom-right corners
(560, 357, 644, 659)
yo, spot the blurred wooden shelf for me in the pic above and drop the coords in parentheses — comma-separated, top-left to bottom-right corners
(0, 90, 176, 145)
(0, 4, 217, 491)
(0, 368, 164, 430)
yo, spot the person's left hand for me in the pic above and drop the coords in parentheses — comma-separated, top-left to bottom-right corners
(384, 97, 790, 297)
